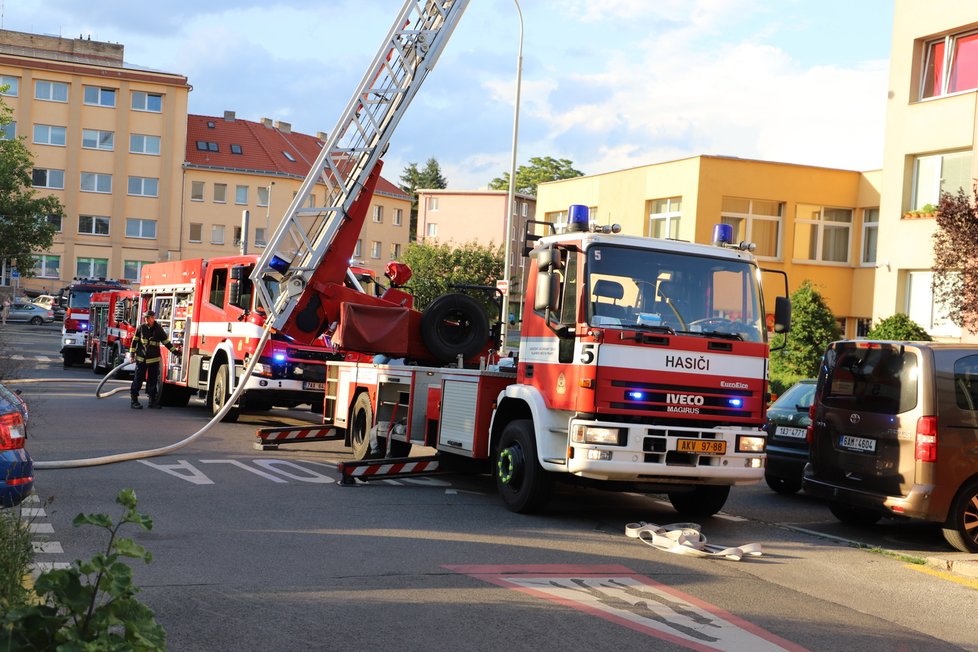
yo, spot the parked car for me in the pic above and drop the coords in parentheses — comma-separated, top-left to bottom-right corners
(6, 302, 54, 325)
(804, 340, 978, 553)
(32, 294, 65, 321)
(0, 381, 32, 507)
(764, 379, 816, 494)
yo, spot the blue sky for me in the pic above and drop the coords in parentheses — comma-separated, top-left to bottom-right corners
(8, 0, 894, 189)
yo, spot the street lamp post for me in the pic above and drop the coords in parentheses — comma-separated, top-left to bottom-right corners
(500, 0, 523, 355)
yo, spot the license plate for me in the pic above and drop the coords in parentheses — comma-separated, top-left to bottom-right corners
(677, 439, 727, 455)
(775, 426, 807, 440)
(302, 381, 325, 391)
(839, 434, 876, 453)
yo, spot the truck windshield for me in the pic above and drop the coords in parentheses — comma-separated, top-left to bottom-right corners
(68, 290, 94, 310)
(586, 245, 765, 343)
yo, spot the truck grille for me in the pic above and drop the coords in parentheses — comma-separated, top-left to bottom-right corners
(642, 427, 726, 467)
(287, 348, 331, 362)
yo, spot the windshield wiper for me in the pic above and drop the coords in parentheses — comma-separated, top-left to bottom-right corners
(628, 323, 676, 335)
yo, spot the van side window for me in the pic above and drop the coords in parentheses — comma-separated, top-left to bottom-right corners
(953, 355, 978, 411)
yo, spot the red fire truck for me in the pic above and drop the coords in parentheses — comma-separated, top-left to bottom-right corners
(138, 255, 335, 422)
(60, 278, 131, 368)
(87, 290, 140, 374)
(247, 0, 792, 515)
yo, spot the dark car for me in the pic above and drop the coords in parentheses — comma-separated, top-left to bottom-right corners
(764, 379, 816, 494)
(0, 381, 32, 507)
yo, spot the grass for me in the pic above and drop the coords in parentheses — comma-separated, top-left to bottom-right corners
(861, 544, 927, 565)
(0, 503, 36, 611)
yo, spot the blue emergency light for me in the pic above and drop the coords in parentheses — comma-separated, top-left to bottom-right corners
(567, 204, 590, 232)
(273, 352, 287, 363)
(712, 223, 734, 247)
(268, 255, 290, 276)
(728, 398, 743, 408)
(626, 390, 646, 401)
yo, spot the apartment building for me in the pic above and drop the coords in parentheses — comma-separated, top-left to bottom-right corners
(0, 29, 190, 293)
(873, 1, 978, 340)
(536, 156, 882, 338)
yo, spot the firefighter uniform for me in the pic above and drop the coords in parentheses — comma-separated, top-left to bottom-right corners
(129, 310, 178, 409)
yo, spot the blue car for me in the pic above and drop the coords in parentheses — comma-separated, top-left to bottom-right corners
(0, 381, 32, 507)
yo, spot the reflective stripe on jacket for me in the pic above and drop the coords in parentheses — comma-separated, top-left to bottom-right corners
(130, 322, 173, 363)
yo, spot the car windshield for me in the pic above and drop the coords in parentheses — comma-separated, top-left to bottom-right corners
(821, 343, 918, 415)
(772, 381, 815, 410)
(586, 244, 766, 342)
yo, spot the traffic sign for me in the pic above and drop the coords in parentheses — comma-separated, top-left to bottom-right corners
(495, 279, 508, 296)
(10, 270, 19, 279)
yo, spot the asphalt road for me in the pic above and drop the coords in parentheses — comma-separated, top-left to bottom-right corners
(5, 323, 976, 651)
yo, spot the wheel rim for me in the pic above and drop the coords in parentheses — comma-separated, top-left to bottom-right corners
(497, 444, 524, 488)
(351, 407, 367, 449)
(435, 309, 470, 347)
(214, 371, 226, 412)
(963, 491, 978, 547)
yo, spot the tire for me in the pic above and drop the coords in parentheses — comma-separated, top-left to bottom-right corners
(420, 293, 490, 364)
(30, 316, 42, 325)
(828, 501, 883, 526)
(63, 350, 82, 368)
(350, 392, 379, 461)
(668, 485, 730, 517)
(495, 419, 552, 513)
(942, 480, 978, 553)
(91, 346, 104, 375)
(765, 472, 802, 495)
(209, 363, 240, 423)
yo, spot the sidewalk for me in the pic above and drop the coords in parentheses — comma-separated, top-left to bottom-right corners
(924, 552, 978, 580)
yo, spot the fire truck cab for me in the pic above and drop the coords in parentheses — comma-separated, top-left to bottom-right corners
(61, 278, 130, 368)
(87, 290, 140, 374)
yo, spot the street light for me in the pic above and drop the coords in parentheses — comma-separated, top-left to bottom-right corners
(500, 0, 523, 355)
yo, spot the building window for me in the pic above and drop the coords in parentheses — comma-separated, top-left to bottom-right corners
(125, 218, 157, 239)
(427, 196, 439, 211)
(128, 176, 159, 197)
(35, 80, 68, 102)
(196, 141, 219, 152)
(721, 197, 783, 258)
(907, 270, 961, 337)
(189, 223, 203, 243)
(33, 254, 60, 278)
(123, 260, 152, 282)
(648, 196, 682, 240)
(214, 183, 227, 203)
(521, 202, 528, 217)
(393, 208, 403, 226)
(230, 144, 243, 155)
(390, 243, 401, 259)
(921, 29, 978, 99)
(282, 150, 296, 162)
(83, 86, 116, 107)
(130, 134, 161, 155)
(372, 205, 383, 223)
(257, 186, 270, 207)
(32, 168, 65, 189)
(46, 214, 63, 232)
(426, 223, 438, 238)
(80, 172, 112, 194)
(371, 241, 382, 259)
(82, 129, 114, 151)
(255, 227, 267, 247)
(78, 215, 110, 236)
(235, 185, 248, 205)
(33, 124, 66, 146)
(794, 205, 852, 264)
(211, 225, 225, 245)
(911, 150, 972, 212)
(76, 257, 109, 278)
(0, 76, 18, 96)
(0, 122, 14, 140)
(354, 240, 362, 258)
(131, 91, 163, 112)
(233, 226, 242, 247)
(861, 208, 879, 265)
(191, 181, 204, 201)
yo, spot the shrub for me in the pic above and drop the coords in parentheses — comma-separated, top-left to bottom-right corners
(867, 314, 932, 341)
(770, 280, 842, 379)
(0, 505, 35, 613)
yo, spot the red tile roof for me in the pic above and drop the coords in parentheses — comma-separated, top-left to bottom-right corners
(185, 114, 410, 200)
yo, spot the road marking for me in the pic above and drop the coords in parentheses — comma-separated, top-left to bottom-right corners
(33, 541, 64, 554)
(906, 563, 978, 590)
(29, 523, 54, 534)
(19, 507, 46, 518)
(138, 459, 215, 485)
(446, 564, 806, 651)
(32, 562, 71, 572)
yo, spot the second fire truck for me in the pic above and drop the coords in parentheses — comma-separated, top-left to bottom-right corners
(87, 289, 140, 374)
(61, 277, 130, 368)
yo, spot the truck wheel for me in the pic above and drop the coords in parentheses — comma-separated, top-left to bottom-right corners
(764, 472, 802, 495)
(668, 485, 730, 517)
(942, 480, 978, 553)
(91, 346, 104, 375)
(210, 363, 240, 423)
(420, 293, 489, 364)
(350, 392, 380, 461)
(828, 501, 882, 526)
(495, 419, 552, 513)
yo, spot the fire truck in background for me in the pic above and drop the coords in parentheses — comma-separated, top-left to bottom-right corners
(87, 290, 140, 374)
(60, 278, 130, 368)
(138, 255, 335, 422)
(246, 0, 793, 515)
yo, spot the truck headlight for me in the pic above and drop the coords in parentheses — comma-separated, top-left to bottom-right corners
(736, 435, 766, 453)
(571, 425, 625, 446)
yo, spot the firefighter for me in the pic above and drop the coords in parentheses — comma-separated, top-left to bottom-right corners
(126, 309, 180, 409)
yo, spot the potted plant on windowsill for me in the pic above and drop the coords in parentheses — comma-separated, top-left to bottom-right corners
(903, 203, 938, 219)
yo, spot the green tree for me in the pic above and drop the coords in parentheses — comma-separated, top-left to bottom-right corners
(488, 156, 584, 196)
(399, 157, 448, 241)
(771, 280, 842, 382)
(0, 94, 62, 275)
(933, 184, 978, 330)
(399, 240, 503, 313)
(866, 313, 932, 341)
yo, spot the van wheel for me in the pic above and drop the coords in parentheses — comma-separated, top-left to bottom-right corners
(210, 363, 240, 423)
(495, 420, 552, 513)
(668, 485, 730, 517)
(350, 392, 379, 461)
(828, 501, 882, 526)
(942, 480, 978, 553)
(764, 472, 802, 495)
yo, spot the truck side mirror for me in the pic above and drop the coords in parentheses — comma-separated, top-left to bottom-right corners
(774, 296, 791, 334)
(534, 271, 560, 312)
(229, 279, 242, 307)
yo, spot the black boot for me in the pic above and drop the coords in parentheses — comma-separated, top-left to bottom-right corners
(148, 398, 161, 409)
(131, 398, 143, 409)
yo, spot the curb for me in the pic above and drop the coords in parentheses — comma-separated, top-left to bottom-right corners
(924, 554, 978, 579)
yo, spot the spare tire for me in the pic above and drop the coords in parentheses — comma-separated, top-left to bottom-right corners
(420, 293, 490, 364)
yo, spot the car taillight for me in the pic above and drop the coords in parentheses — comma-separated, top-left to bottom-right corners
(915, 416, 938, 463)
(806, 402, 816, 444)
(0, 412, 26, 450)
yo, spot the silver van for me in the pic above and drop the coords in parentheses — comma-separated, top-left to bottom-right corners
(803, 340, 978, 552)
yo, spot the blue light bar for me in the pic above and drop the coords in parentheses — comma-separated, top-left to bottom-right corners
(567, 204, 590, 232)
(712, 223, 734, 246)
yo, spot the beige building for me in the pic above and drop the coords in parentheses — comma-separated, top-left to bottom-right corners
(872, 0, 978, 340)
(537, 156, 881, 338)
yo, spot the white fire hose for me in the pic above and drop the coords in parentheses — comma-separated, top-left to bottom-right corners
(625, 521, 763, 561)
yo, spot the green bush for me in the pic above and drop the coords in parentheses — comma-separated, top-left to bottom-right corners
(0, 489, 166, 650)
(770, 280, 841, 379)
(0, 505, 35, 613)
(866, 313, 932, 341)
